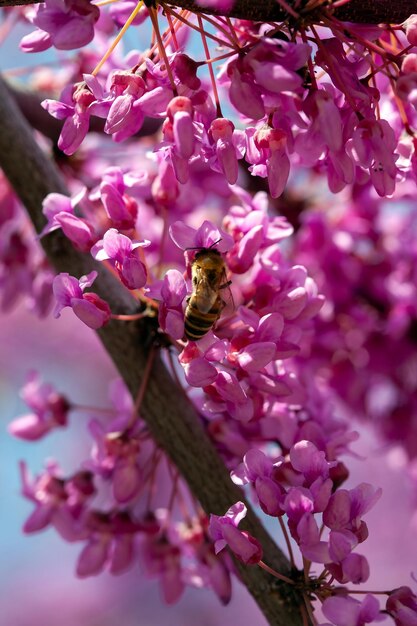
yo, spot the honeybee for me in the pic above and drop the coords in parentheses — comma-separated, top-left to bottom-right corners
(184, 246, 231, 341)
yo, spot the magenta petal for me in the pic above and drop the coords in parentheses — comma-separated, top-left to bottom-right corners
(267, 149, 290, 199)
(322, 595, 361, 626)
(121, 256, 147, 289)
(255, 476, 282, 516)
(208, 557, 232, 605)
(42, 193, 73, 220)
(195, 220, 234, 251)
(236, 341, 275, 372)
(215, 371, 246, 403)
(221, 525, 262, 564)
(79, 271, 98, 290)
(341, 552, 370, 583)
(323, 490, 351, 529)
(71, 297, 109, 329)
(229, 69, 265, 120)
(113, 462, 140, 503)
(23, 503, 54, 533)
(55, 213, 95, 251)
(217, 139, 239, 184)
(161, 269, 187, 306)
(53, 17, 95, 50)
(228, 225, 264, 274)
(53, 273, 83, 315)
(184, 357, 217, 387)
(8, 414, 51, 441)
(329, 529, 357, 562)
(20, 29, 52, 53)
(76, 538, 109, 577)
(297, 512, 320, 545)
(301, 541, 330, 564)
(42, 98, 74, 120)
(58, 113, 89, 155)
(253, 62, 302, 93)
(244, 448, 273, 478)
(105, 95, 134, 134)
(169, 221, 198, 250)
(256, 313, 284, 342)
(165, 310, 185, 340)
(110, 535, 134, 574)
(173, 111, 195, 159)
(161, 566, 185, 605)
(103, 228, 132, 259)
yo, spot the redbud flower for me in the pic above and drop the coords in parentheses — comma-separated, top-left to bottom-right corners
(322, 594, 382, 626)
(53, 271, 111, 329)
(91, 228, 149, 290)
(42, 76, 106, 155)
(403, 15, 417, 46)
(9, 371, 70, 441)
(209, 502, 262, 564)
(208, 118, 242, 185)
(169, 219, 234, 254)
(231, 449, 285, 516)
(386, 586, 417, 626)
(104, 72, 147, 142)
(146, 269, 187, 340)
(20, 0, 99, 53)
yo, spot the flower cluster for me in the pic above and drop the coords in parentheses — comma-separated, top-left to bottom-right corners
(4, 2, 417, 625)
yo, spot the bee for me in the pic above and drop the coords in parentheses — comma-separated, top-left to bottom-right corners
(184, 246, 231, 341)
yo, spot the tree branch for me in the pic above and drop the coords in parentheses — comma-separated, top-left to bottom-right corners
(0, 0, 415, 24)
(0, 73, 309, 626)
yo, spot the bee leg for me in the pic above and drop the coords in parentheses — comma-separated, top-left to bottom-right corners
(219, 280, 232, 290)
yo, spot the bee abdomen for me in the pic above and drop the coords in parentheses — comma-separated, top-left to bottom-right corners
(184, 299, 222, 340)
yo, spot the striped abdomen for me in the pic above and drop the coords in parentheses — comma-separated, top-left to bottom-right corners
(184, 295, 223, 340)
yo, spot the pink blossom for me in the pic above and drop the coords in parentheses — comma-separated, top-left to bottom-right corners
(209, 502, 262, 564)
(170, 219, 234, 254)
(19, 461, 94, 541)
(91, 228, 149, 290)
(322, 594, 382, 626)
(53, 271, 111, 329)
(42, 76, 106, 155)
(386, 586, 417, 626)
(8, 371, 70, 440)
(20, 0, 99, 52)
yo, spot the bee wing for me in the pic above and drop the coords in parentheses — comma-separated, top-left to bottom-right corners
(194, 277, 219, 313)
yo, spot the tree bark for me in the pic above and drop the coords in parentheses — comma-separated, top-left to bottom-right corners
(0, 0, 415, 24)
(0, 73, 310, 626)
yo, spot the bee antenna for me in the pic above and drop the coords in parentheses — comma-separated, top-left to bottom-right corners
(185, 237, 223, 252)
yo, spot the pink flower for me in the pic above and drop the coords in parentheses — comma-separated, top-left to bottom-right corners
(322, 594, 382, 626)
(208, 501, 262, 564)
(386, 586, 417, 626)
(104, 72, 147, 142)
(231, 449, 285, 516)
(20, 0, 99, 52)
(88, 418, 142, 504)
(170, 220, 234, 254)
(147, 269, 187, 340)
(91, 228, 149, 290)
(53, 271, 111, 329)
(208, 118, 242, 185)
(42, 76, 106, 155)
(20, 461, 94, 540)
(8, 371, 70, 440)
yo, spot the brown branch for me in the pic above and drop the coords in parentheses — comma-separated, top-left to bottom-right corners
(0, 0, 415, 24)
(0, 73, 309, 626)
